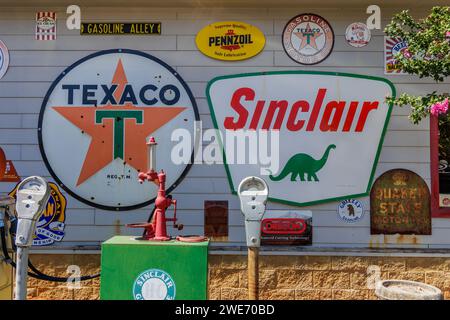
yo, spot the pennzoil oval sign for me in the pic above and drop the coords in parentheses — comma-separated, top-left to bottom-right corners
(207, 71, 395, 207)
(38, 49, 199, 211)
(196, 21, 265, 61)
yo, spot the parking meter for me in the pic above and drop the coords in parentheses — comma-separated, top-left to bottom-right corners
(15, 176, 50, 247)
(238, 176, 269, 247)
(14, 176, 50, 300)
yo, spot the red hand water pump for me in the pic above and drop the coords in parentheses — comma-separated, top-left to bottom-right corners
(126, 137, 183, 240)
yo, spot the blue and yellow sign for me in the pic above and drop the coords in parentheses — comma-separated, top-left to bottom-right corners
(9, 182, 67, 246)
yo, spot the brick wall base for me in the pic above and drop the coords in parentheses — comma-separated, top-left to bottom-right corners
(26, 254, 100, 300)
(24, 253, 450, 300)
(208, 255, 450, 300)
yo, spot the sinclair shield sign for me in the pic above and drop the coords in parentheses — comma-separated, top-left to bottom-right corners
(207, 71, 395, 206)
(39, 49, 199, 210)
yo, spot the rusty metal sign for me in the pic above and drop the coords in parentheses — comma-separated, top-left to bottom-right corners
(204, 201, 228, 241)
(370, 169, 431, 235)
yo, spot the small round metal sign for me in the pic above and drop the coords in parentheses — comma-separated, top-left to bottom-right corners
(345, 22, 371, 48)
(133, 269, 176, 300)
(282, 13, 334, 65)
(0, 40, 10, 80)
(337, 199, 364, 223)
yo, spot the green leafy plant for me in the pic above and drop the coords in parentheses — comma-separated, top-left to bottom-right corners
(384, 6, 450, 124)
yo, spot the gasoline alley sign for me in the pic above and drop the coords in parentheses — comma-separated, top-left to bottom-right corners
(207, 71, 395, 206)
(80, 23, 161, 35)
(38, 49, 198, 210)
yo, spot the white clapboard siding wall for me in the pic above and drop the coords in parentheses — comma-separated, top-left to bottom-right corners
(0, 3, 448, 250)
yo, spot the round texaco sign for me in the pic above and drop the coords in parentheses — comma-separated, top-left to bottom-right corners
(282, 13, 334, 65)
(38, 49, 199, 211)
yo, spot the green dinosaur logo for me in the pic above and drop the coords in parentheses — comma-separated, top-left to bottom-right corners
(269, 144, 336, 182)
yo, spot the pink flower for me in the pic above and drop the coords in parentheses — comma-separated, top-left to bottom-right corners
(430, 98, 449, 116)
(402, 49, 412, 59)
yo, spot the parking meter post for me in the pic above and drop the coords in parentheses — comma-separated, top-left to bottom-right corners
(14, 247, 28, 300)
(237, 176, 268, 301)
(13, 176, 50, 300)
(248, 247, 259, 300)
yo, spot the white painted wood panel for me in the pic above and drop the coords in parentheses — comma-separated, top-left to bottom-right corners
(9, 50, 275, 67)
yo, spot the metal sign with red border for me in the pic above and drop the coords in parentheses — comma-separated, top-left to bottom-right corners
(384, 37, 409, 75)
(36, 12, 57, 41)
(345, 22, 371, 48)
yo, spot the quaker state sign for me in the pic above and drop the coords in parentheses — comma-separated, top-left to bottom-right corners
(370, 169, 431, 235)
(282, 13, 334, 65)
(196, 21, 265, 61)
(9, 182, 67, 246)
(39, 49, 199, 210)
(207, 71, 395, 206)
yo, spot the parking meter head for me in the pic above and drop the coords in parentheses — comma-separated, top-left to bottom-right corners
(15, 176, 50, 247)
(237, 176, 269, 247)
(238, 176, 268, 219)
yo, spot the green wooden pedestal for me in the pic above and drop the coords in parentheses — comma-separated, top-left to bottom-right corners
(100, 236, 209, 300)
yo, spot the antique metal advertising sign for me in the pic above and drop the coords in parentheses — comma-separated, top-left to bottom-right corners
(10, 182, 67, 246)
(261, 211, 312, 245)
(0, 40, 9, 80)
(384, 37, 409, 75)
(80, 23, 161, 35)
(196, 21, 265, 61)
(39, 49, 199, 210)
(207, 71, 395, 206)
(337, 199, 364, 223)
(440, 194, 450, 207)
(1, 160, 20, 182)
(204, 200, 228, 241)
(35, 12, 56, 40)
(282, 13, 334, 65)
(345, 22, 371, 48)
(370, 169, 431, 235)
(0, 147, 19, 182)
(133, 268, 176, 300)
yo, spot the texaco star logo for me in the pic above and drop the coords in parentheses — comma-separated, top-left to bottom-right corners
(282, 13, 334, 65)
(294, 23, 323, 51)
(53, 60, 185, 186)
(38, 49, 199, 210)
